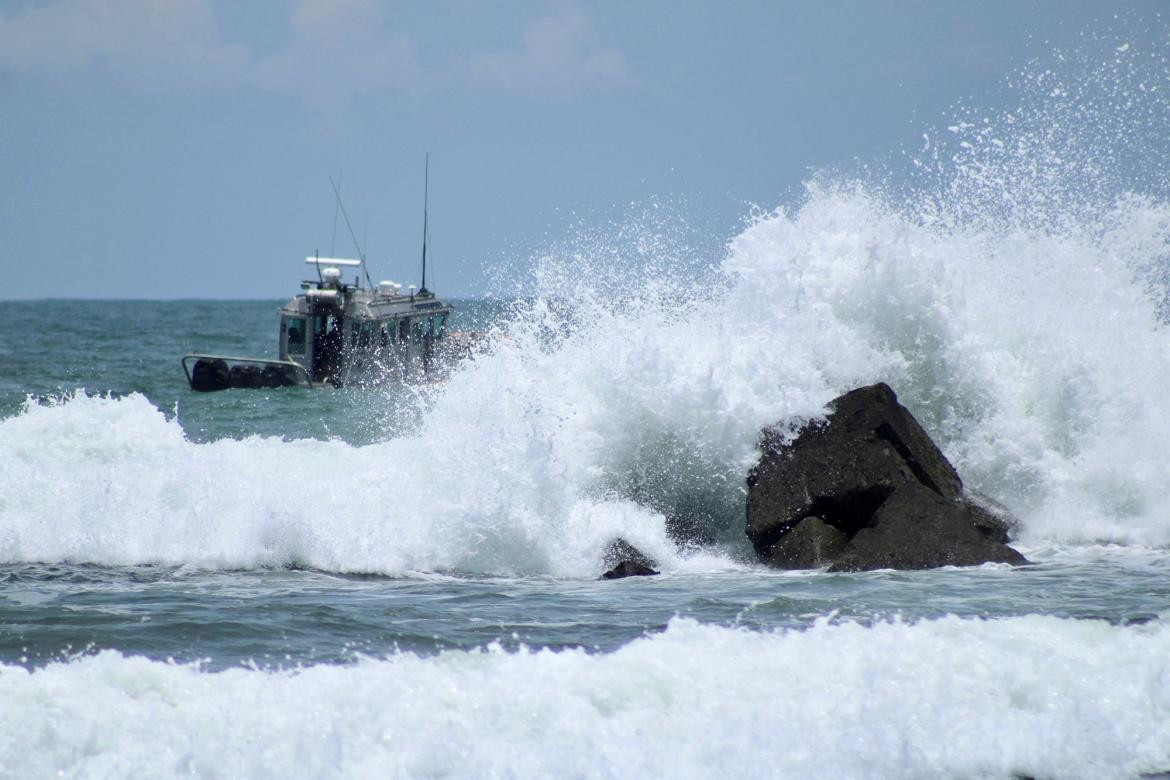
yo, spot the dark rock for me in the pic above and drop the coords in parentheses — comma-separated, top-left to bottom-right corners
(747, 383, 965, 557)
(767, 516, 848, 569)
(601, 560, 659, 579)
(964, 490, 1018, 544)
(746, 382, 1026, 571)
(600, 538, 660, 580)
(828, 482, 1028, 571)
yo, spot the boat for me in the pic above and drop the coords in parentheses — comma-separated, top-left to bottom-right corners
(182, 257, 454, 391)
(183, 162, 459, 392)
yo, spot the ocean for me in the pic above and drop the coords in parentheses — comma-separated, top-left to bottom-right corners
(5, 45, 1170, 780)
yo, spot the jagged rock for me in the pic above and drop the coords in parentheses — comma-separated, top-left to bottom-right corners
(964, 490, 1018, 544)
(767, 516, 848, 569)
(828, 482, 1028, 571)
(747, 383, 963, 556)
(599, 538, 660, 580)
(746, 382, 1026, 571)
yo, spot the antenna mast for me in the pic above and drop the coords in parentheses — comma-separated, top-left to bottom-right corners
(329, 175, 374, 290)
(419, 154, 429, 295)
(330, 173, 341, 256)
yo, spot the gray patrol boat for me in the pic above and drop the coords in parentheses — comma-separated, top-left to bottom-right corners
(182, 256, 454, 391)
(183, 161, 459, 391)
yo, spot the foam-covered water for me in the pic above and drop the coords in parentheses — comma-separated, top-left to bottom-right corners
(4, 26, 1170, 778)
(3, 616, 1170, 779)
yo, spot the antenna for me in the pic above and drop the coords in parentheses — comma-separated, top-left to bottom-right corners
(330, 172, 341, 256)
(329, 175, 374, 290)
(419, 154, 429, 295)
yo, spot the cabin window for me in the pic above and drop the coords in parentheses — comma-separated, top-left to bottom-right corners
(285, 317, 307, 356)
(434, 314, 448, 338)
(411, 319, 424, 343)
(357, 322, 372, 349)
(398, 319, 410, 343)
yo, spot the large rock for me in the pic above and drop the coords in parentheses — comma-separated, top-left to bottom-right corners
(747, 383, 962, 554)
(746, 382, 1026, 571)
(828, 482, 1027, 571)
(767, 517, 848, 569)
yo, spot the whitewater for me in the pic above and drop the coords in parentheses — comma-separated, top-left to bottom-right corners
(4, 33, 1170, 780)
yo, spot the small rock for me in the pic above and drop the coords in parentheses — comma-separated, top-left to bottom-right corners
(601, 560, 660, 579)
(599, 538, 659, 580)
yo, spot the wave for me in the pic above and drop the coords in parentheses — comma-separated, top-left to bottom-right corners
(4, 34, 1170, 571)
(2, 615, 1168, 778)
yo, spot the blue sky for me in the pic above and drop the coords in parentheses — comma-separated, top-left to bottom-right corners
(1, 0, 1165, 299)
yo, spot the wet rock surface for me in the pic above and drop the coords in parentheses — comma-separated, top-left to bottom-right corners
(746, 383, 1026, 571)
(600, 538, 660, 580)
(766, 516, 848, 569)
(828, 481, 1027, 571)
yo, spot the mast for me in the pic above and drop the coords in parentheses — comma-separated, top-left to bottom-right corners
(329, 175, 374, 290)
(419, 154, 429, 295)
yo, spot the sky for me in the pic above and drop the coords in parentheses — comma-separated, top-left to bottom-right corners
(1, 0, 1166, 300)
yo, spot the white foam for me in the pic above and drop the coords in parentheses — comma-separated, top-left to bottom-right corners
(5, 175, 1170, 574)
(1, 615, 1168, 778)
(0, 391, 734, 575)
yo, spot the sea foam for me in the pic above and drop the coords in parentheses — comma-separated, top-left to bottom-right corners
(1, 615, 1168, 779)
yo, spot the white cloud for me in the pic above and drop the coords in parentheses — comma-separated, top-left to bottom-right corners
(0, 0, 426, 103)
(252, 0, 428, 106)
(468, 1, 633, 98)
(0, 0, 249, 88)
(0, 0, 631, 104)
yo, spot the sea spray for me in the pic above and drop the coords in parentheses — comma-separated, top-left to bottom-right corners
(5, 180, 1170, 574)
(4, 28, 1170, 573)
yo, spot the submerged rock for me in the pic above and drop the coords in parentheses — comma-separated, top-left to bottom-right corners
(600, 538, 660, 580)
(746, 382, 1026, 571)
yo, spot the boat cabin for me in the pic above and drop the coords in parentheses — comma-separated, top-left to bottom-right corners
(278, 256, 452, 386)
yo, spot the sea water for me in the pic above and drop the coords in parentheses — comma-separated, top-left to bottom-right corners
(4, 36, 1170, 780)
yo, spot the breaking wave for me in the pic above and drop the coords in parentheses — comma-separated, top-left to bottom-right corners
(3, 30, 1170, 572)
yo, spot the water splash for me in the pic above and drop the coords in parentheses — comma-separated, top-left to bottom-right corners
(4, 27, 1170, 571)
